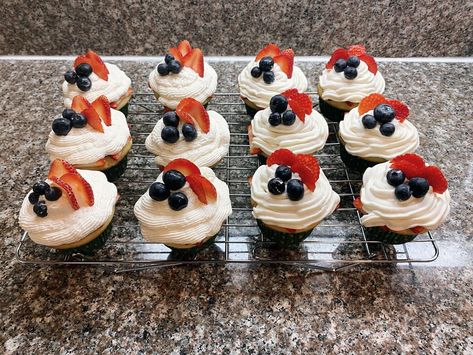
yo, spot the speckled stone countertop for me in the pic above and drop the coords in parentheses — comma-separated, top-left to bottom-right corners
(1, 59, 472, 353)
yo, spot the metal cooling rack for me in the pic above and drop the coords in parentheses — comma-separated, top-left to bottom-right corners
(15, 92, 439, 272)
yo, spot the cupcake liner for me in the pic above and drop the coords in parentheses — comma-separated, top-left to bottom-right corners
(165, 233, 218, 255)
(257, 154, 267, 165)
(257, 219, 313, 247)
(103, 154, 128, 182)
(119, 102, 129, 117)
(245, 103, 260, 119)
(318, 97, 347, 122)
(365, 227, 417, 245)
(339, 142, 378, 174)
(62, 221, 112, 255)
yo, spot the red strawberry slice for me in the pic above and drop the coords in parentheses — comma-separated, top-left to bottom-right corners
(92, 95, 112, 126)
(176, 97, 210, 133)
(325, 48, 349, 69)
(267, 149, 296, 167)
(73, 55, 90, 69)
(177, 40, 192, 57)
(282, 90, 312, 121)
(61, 173, 95, 207)
(83, 107, 104, 133)
(359, 54, 378, 74)
(255, 43, 280, 61)
(391, 154, 425, 170)
(186, 174, 217, 204)
(280, 48, 294, 59)
(292, 154, 320, 191)
(85, 50, 109, 81)
(50, 176, 80, 210)
(348, 44, 366, 56)
(273, 51, 294, 78)
(168, 47, 184, 62)
(358, 93, 387, 115)
(353, 197, 365, 213)
(71, 95, 92, 113)
(48, 159, 78, 179)
(421, 166, 448, 194)
(281, 88, 298, 99)
(391, 154, 426, 179)
(163, 158, 201, 176)
(182, 48, 204, 77)
(387, 99, 409, 123)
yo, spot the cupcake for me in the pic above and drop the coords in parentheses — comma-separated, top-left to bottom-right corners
(62, 50, 133, 116)
(318, 45, 385, 122)
(250, 149, 340, 246)
(354, 154, 450, 244)
(338, 93, 419, 173)
(249, 89, 328, 164)
(148, 40, 218, 110)
(46, 96, 132, 182)
(134, 159, 232, 252)
(18, 159, 118, 254)
(145, 98, 229, 167)
(238, 43, 308, 117)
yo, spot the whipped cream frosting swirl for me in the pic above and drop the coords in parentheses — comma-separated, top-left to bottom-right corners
(319, 61, 385, 102)
(19, 170, 117, 247)
(339, 107, 419, 159)
(238, 61, 308, 109)
(134, 167, 232, 244)
(148, 63, 218, 109)
(360, 162, 451, 231)
(46, 109, 131, 165)
(145, 111, 230, 167)
(251, 165, 340, 230)
(251, 105, 328, 156)
(63, 63, 131, 108)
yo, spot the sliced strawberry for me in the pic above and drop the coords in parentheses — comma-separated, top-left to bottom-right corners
(177, 40, 192, 57)
(48, 159, 78, 179)
(387, 100, 409, 123)
(73, 55, 91, 70)
(168, 47, 184, 62)
(358, 93, 387, 115)
(280, 48, 294, 59)
(85, 50, 109, 81)
(325, 48, 349, 69)
(390, 161, 419, 180)
(50, 176, 80, 210)
(176, 97, 210, 133)
(92, 95, 112, 126)
(182, 48, 204, 77)
(348, 44, 366, 56)
(391, 154, 425, 170)
(273, 52, 294, 78)
(411, 226, 427, 234)
(359, 54, 378, 74)
(421, 166, 448, 194)
(71, 96, 92, 113)
(83, 107, 104, 133)
(267, 149, 296, 167)
(186, 174, 217, 204)
(281, 89, 298, 99)
(163, 158, 201, 176)
(292, 154, 320, 191)
(255, 43, 280, 61)
(353, 197, 365, 213)
(61, 173, 94, 207)
(283, 90, 312, 121)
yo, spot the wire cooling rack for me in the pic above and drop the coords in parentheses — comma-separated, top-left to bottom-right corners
(15, 92, 439, 272)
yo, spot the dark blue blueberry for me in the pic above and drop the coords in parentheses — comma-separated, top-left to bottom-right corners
(408, 177, 430, 198)
(263, 71, 275, 84)
(168, 192, 188, 211)
(45, 187, 62, 201)
(275, 165, 292, 182)
(161, 126, 179, 143)
(33, 181, 50, 195)
(386, 169, 405, 187)
(361, 114, 377, 129)
(394, 183, 411, 201)
(164, 54, 175, 64)
(76, 76, 92, 91)
(28, 192, 40, 204)
(64, 70, 77, 84)
(149, 182, 170, 201)
(33, 201, 48, 217)
(379, 122, 395, 136)
(267, 178, 285, 195)
(259, 56, 274, 72)
(270, 95, 288, 113)
(182, 123, 197, 141)
(282, 110, 296, 126)
(52, 117, 72, 136)
(75, 63, 93, 77)
(157, 63, 169, 75)
(286, 179, 304, 201)
(163, 170, 186, 190)
(268, 112, 281, 126)
(344, 66, 358, 79)
(347, 56, 360, 68)
(168, 60, 181, 74)
(163, 111, 179, 127)
(71, 113, 87, 128)
(374, 104, 395, 124)
(334, 59, 347, 73)
(62, 108, 75, 120)
(251, 66, 262, 78)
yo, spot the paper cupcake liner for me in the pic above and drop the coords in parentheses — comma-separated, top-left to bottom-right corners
(245, 103, 260, 119)
(257, 154, 267, 165)
(62, 221, 112, 255)
(318, 97, 347, 122)
(339, 142, 378, 174)
(257, 219, 313, 247)
(103, 154, 128, 182)
(165, 233, 218, 255)
(365, 227, 418, 245)
(119, 102, 129, 117)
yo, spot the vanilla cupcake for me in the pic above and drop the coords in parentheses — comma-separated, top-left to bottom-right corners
(148, 40, 217, 110)
(62, 50, 132, 116)
(318, 45, 385, 122)
(238, 43, 308, 117)
(19, 160, 118, 254)
(249, 90, 328, 163)
(134, 159, 232, 252)
(338, 93, 419, 173)
(145, 98, 229, 167)
(46, 96, 132, 181)
(354, 154, 450, 244)
(250, 149, 340, 246)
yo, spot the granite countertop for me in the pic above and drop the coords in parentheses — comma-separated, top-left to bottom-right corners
(0, 59, 472, 353)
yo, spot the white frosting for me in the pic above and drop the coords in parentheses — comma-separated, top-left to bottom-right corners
(45, 109, 131, 165)
(319, 61, 385, 102)
(148, 63, 218, 109)
(134, 167, 232, 245)
(145, 111, 230, 167)
(251, 106, 328, 156)
(19, 170, 117, 247)
(339, 107, 419, 159)
(360, 162, 451, 231)
(238, 61, 308, 109)
(63, 63, 131, 108)
(251, 165, 340, 230)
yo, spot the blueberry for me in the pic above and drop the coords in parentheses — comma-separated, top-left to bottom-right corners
(408, 177, 430, 198)
(344, 66, 358, 80)
(259, 56, 274, 72)
(379, 122, 395, 136)
(182, 123, 197, 141)
(394, 184, 411, 201)
(386, 169, 405, 187)
(62, 108, 75, 120)
(275, 165, 292, 182)
(28, 192, 39, 204)
(76, 76, 92, 91)
(168, 192, 188, 211)
(347, 56, 360, 68)
(148, 182, 170, 201)
(373, 104, 395, 124)
(163, 170, 186, 190)
(282, 110, 296, 125)
(157, 63, 169, 75)
(251, 66, 262, 78)
(164, 54, 175, 64)
(268, 112, 281, 126)
(75, 63, 93, 77)
(267, 178, 285, 195)
(33, 181, 50, 195)
(161, 126, 179, 143)
(52, 117, 72, 136)
(263, 71, 275, 84)
(334, 59, 347, 73)
(362, 114, 377, 129)
(33, 201, 48, 217)
(168, 60, 181, 74)
(286, 179, 305, 201)
(45, 187, 62, 201)
(71, 113, 87, 128)
(64, 70, 77, 84)
(270, 95, 288, 113)
(162, 111, 179, 127)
